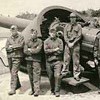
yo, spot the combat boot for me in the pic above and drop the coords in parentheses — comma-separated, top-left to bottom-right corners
(8, 90, 16, 95)
(55, 92, 60, 97)
(74, 73, 81, 81)
(34, 91, 39, 97)
(28, 90, 34, 95)
(50, 91, 55, 95)
(74, 77, 80, 81)
(98, 85, 100, 94)
(98, 91, 100, 94)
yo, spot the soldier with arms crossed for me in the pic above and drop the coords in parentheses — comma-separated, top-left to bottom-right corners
(24, 29, 42, 96)
(44, 28, 63, 97)
(6, 25, 24, 95)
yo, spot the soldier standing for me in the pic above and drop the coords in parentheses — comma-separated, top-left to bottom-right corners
(24, 29, 42, 96)
(44, 28, 63, 97)
(6, 25, 24, 95)
(63, 13, 82, 81)
(94, 33, 100, 94)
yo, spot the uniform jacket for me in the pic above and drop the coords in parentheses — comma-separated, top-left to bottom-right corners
(64, 23, 82, 45)
(24, 38, 42, 62)
(94, 34, 100, 60)
(6, 33, 24, 58)
(44, 37, 63, 62)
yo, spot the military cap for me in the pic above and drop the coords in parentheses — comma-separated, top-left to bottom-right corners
(70, 13, 77, 18)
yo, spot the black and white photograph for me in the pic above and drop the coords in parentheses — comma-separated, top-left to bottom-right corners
(0, 0, 100, 99)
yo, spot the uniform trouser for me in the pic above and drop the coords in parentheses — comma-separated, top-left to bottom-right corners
(95, 60, 100, 88)
(64, 43, 81, 77)
(46, 61, 62, 93)
(27, 61, 41, 93)
(8, 58, 21, 91)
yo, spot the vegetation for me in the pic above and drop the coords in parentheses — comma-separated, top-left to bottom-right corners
(79, 9, 100, 17)
(16, 11, 37, 20)
(15, 9, 100, 20)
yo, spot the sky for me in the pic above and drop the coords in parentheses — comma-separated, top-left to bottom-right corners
(0, 0, 100, 17)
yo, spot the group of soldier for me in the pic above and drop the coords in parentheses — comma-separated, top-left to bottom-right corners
(6, 12, 100, 97)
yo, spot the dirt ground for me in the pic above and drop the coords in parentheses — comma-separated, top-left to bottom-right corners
(0, 58, 100, 100)
(0, 71, 100, 100)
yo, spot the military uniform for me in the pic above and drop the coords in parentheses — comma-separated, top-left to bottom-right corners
(64, 23, 82, 79)
(44, 37, 63, 94)
(94, 34, 100, 88)
(24, 38, 42, 94)
(6, 33, 24, 92)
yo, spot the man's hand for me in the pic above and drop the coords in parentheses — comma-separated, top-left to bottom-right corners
(7, 45, 13, 52)
(53, 47, 59, 51)
(94, 58, 98, 65)
(61, 63, 66, 73)
(9, 45, 12, 48)
(28, 48, 32, 52)
(68, 43, 74, 48)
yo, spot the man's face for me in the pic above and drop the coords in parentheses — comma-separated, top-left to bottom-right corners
(70, 17, 76, 24)
(10, 28, 18, 37)
(49, 30, 56, 38)
(31, 30, 37, 39)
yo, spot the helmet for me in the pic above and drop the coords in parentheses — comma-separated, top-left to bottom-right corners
(49, 28, 56, 33)
(10, 25, 18, 30)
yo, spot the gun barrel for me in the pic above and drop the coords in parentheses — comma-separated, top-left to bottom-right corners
(0, 16, 31, 30)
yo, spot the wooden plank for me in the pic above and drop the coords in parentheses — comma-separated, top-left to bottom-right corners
(62, 77, 89, 86)
(83, 82, 99, 91)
